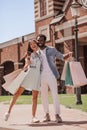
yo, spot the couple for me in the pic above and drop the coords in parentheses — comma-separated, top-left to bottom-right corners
(3, 34, 72, 123)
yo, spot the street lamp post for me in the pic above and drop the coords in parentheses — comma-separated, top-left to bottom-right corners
(71, 0, 82, 104)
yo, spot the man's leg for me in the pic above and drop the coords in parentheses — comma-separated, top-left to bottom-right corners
(48, 75, 60, 115)
(40, 81, 50, 121)
(41, 81, 49, 114)
(48, 75, 62, 123)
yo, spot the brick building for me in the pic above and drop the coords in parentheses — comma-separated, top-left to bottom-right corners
(0, 0, 87, 95)
(0, 33, 35, 95)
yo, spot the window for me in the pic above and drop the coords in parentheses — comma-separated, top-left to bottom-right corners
(40, 0, 47, 17)
(39, 25, 50, 41)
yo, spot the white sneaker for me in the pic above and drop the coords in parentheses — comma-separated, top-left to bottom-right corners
(4, 112, 10, 121)
(32, 117, 39, 123)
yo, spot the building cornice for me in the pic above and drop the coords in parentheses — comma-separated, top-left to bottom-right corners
(55, 32, 87, 44)
(55, 15, 87, 31)
(0, 33, 35, 49)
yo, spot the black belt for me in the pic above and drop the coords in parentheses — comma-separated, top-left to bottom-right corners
(30, 66, 36, 68)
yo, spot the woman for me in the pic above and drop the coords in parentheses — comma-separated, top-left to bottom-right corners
(3, 39, 41, 123)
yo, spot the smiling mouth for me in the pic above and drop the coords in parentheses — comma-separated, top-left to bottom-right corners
(38, 43, 42, 46)
(32, 45, 36, 48)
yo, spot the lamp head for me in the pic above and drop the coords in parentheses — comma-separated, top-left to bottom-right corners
(70, 0, 82, 18)
(71, 0, 82, 8)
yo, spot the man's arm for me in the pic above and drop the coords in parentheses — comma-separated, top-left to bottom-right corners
(54, 47, 72, 61)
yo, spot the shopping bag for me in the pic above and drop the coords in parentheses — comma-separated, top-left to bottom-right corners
(2, 69, 29, 95)
(2, 69, 22, 91)
(69, 61, 87, 87)
(61, 61, 68, 81)
(3, 69, 22, 81)
(65, 62, 73, 86)
(61, 61, 87, 88)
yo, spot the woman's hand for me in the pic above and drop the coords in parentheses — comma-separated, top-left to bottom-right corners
(23, 65, 28, 72)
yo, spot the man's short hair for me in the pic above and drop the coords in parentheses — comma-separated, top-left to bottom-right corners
(36, 34, 47, 41)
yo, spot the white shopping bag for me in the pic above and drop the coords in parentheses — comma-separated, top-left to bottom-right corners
(3, 69, 29, 95)
(4, 69, 22, 81)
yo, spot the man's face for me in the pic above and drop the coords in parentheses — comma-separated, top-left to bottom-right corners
(37, 36, 45, 48)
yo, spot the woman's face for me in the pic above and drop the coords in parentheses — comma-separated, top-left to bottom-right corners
(30, 40, 38, 51)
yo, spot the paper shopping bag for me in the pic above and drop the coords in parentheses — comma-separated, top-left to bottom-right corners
(69, 61, 87, 87)
(65, 62, 73, 86)
(2, 69, 28, 95)
(3, 69, 22, 81)
(61, 61, 68, 81)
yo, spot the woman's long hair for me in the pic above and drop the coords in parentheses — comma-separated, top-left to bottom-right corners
(27, 41, 33, 54)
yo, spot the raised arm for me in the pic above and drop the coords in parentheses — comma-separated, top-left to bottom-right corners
(63, 52, 73, 60)
(23, 54, 31, 72)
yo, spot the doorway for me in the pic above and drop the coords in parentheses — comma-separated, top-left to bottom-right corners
(81, 45, 87, 94)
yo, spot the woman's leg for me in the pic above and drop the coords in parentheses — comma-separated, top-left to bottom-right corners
(32, 90, 39, 117)
(8, 87, 25, 113)
(4, 87, 25, 121)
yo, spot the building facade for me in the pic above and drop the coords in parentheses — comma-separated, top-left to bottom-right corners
(0, 33, 35, 95)
(34, 0, 87, 94)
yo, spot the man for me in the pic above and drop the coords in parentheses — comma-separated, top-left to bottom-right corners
(36, 34, 72, 123)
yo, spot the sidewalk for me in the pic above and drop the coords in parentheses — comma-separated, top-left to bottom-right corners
(0, 103, 87, 130)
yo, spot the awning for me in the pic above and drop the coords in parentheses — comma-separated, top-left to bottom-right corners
(50, 13, 65, 25)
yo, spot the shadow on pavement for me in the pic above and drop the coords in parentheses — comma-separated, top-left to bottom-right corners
(9, 121, 59, 127)
(29, 121, 59, 127)
(10, 120, 87, 127)
(0, 127, 18, 130)
(63, 121, 87, 126)
(29, 120, 87, 127)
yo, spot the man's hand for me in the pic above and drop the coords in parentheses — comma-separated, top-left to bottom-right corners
(63, 52, 73, 59)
